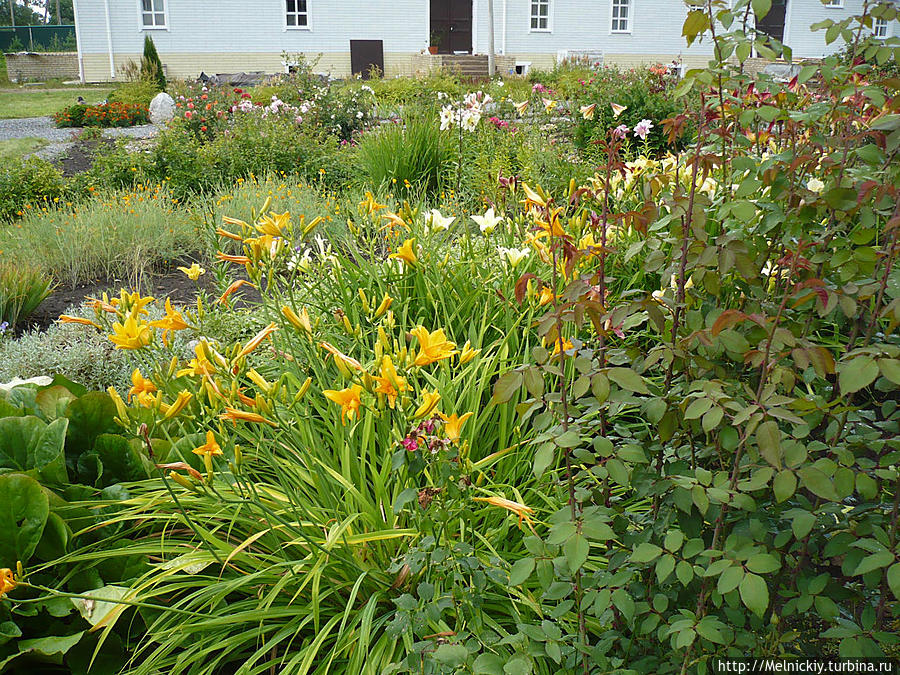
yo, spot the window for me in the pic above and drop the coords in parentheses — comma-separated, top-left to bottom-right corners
(874, 17, 889, 38)
(824, 0, 843, 8)
(286, 0, 309, 28)
(530, 1, 550, 31)
(611, 0, 631, 33)
(140, 0, 166, 28)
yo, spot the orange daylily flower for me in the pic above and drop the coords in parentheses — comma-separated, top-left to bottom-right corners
(109, 312, 152, 350)
(160, 390, 193, 419)
(256, 211, 291, 236)
(219, 407, 278, 427)
(236, 322, 278, 359)
(472, 495, 537, 533)
(58, 315, 100, 328)
(216, 252, 252, 265)
(192, 430, 223, 458)
(282, 305, 313, 334)
(216, 279, 256, 305)
(373, 356, 409, 409)
(413, 389, 441, 418)
(0, 568, 16, 597)
(149, 298, 190, 344)
(216, 227, 244, 242)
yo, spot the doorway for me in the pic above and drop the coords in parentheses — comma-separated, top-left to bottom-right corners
(429, 0, 473, 54)
(755, 0, 787, 42)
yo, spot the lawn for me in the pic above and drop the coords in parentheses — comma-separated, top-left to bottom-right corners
(0, 86, 112, 119)
(0, 136, 49, 160)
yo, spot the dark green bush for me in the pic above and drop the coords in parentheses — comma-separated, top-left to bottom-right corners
(141, 34, 166, 92)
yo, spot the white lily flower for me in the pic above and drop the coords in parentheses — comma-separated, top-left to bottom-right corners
(471, 207, 503, 234)
(427, 209, 456, 232)
(498, 246, 530, 269)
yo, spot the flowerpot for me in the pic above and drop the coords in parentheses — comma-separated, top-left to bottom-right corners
(428, 46, 439, 55)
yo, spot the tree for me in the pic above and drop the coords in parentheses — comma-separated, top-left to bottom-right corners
(141, 34, 167, 92)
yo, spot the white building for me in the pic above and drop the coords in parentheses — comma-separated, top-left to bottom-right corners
(71, 0, 898, 82)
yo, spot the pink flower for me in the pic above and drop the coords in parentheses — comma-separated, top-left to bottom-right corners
(187, 102, 194, 109)
(612, 124, 630, 140)
(184, 110, 193, 119)
(401, 436, 419, 452)
(634, 119, 654, 139)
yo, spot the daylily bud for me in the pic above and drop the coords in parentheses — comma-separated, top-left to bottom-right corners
(373, 293, 393, 319)
(342, 315, 354, 334)
(358, 289, 370, 313)
(107, 386, 129, 421)
(259, 196, 272, 215)
(295, 376, 312, 400)
(247, 369, 272, 394)
(234, 445, 243, 468)
(169, 471, 198, 492)
(334, 355, 353, 379)
(362, 372, 375, 393)
(167, 355, 178, 378)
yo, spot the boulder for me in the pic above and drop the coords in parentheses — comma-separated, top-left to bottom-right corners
(149, 92, 176, 126)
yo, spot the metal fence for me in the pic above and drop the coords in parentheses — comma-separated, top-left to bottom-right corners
(0, 25, 76, 53)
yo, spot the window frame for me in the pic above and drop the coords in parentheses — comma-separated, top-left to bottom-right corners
(529, 0, 551, 33)
(284, 0, 311, 31)
(824, 0, 844, 9)
(137, 0, 168, 31)
(610, 0, 633, 34)
(873, 17, 889, 38)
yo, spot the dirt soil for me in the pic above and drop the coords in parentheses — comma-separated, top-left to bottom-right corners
(26, 256, 261, 333)
(55, 137, 114, 177)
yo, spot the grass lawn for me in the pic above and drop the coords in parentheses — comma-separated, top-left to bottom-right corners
(0, 87, 113, 119)
(0, 137, 49, 160)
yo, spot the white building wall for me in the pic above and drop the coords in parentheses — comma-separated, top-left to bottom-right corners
(786, 0, 898, 58)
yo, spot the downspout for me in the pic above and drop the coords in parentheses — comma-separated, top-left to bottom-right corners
(502, 0, 507, 57)
(72, 0, 85, 83)
(487, 0, 495, 75)
(103, 0, 115, 79)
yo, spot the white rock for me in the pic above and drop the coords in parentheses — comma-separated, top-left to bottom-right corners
(149, 92, 176, 127)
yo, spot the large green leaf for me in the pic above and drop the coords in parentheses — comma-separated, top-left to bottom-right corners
(94, 434, 151, 484)
(739, 572, 769, 617)
(0, 416, 44, 471)
(64, 393, 118, 461)
(0, 474, 50, 566)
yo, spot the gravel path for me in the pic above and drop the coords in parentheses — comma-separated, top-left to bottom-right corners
(0, 116, 158, 142)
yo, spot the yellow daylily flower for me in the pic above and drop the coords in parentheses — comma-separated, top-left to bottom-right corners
(323, 385, 364, 425)
(0, 568, 16, 597)
(149, 298, 190, 345)
(216, 279, 256, 306)
(177, 263, 206, 280)
(458, 341, 481, 365)
(256, 211, 291, 236)
(109, 312, 152, 350)
(177, 343, 217, 378)
(110, 289, 155, 316)
(161, 390, 193, 420)
(390, 238, 418, 266)
(514, 100, 529, 115)
(521, 183, 547, 209)
(413, 389, 441, 418)
(373, 356, 409, 409)
(579, 103, 596, 120)
(611, 103, 627, 118)
(128, 368, 157, 405)
(439, 411, 474, 444)
(542, 97, 557, 114)
(538, 286, 555, 306)
(411, 326, 458, 366)
(192, 430, 223, 458)
(358, 191, 387, 216)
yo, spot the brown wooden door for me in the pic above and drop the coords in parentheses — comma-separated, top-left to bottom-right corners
(350, 40, 384, 78)
(430, 0, 472, 54)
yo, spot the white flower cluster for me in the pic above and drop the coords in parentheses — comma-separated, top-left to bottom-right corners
(439, 91, 493, 132)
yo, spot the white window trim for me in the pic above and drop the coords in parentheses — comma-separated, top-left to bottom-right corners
(136, 0, 169, 31)
(610, 0, 633, 34)
(283, 0, 311, 31)
(824, 0, 844, 8)
(529, 0, 552, 33)
(873, 17, 890, 38)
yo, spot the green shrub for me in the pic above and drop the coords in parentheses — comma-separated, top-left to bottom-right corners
(141, 34, 167, 92)
(357, 107, 453, 195)
(0, 157, 67, 222)
(109, 77, 161, 107)
(0, 319, 132, 396)
(0, 263, 54, 331)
